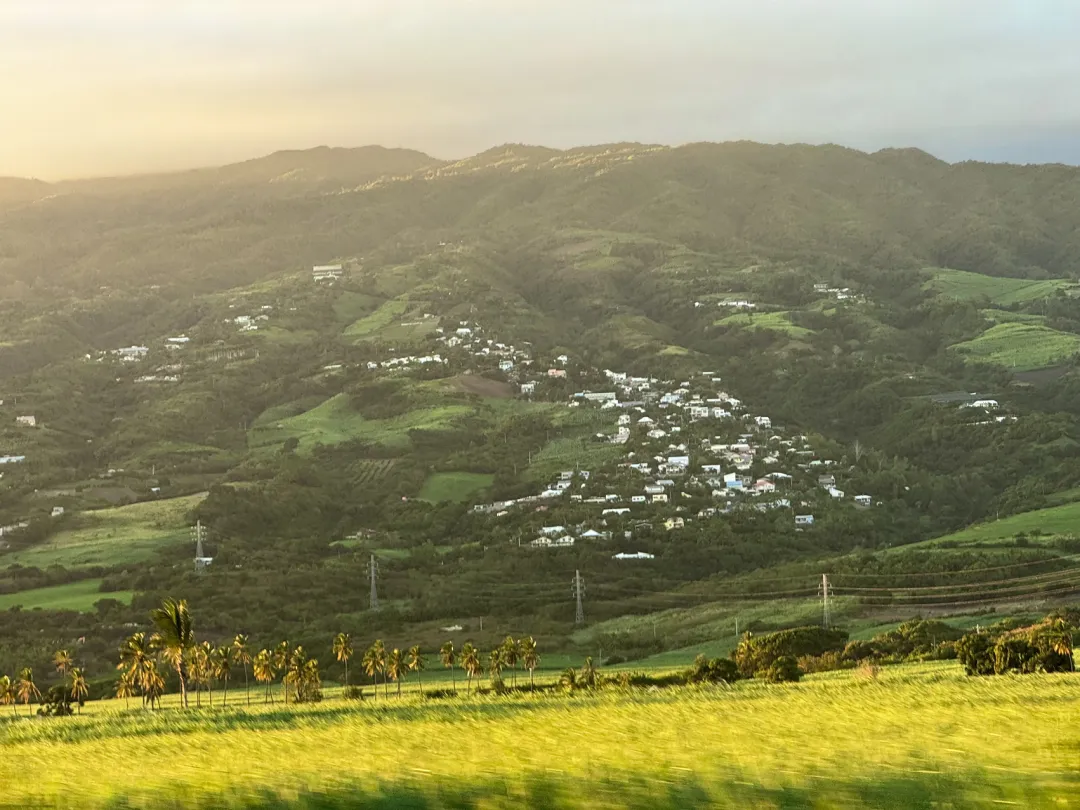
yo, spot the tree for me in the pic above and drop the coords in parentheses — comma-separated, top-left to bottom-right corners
(501, 636, 520, 688)
(461, 643, 481, 695)
(115, 671, 136, 710)
(580, 656, 598, 690)
(407, 646, 425, 696)
(213, 645, 233, 707)
(273, 642, 290, 705)
(117, 632, 155, 708)
(333, 633, 354, 688)
(253, 649, 275, 704)
(363, 640, 388, 698)
(487, 649, 504, 689)
(439, 641, 457, 693)
(143, 662, 166, 709)
(69, 667, 89, 714)
(286, 646, 307, 704)
(1044, 618, 1074, 672)
(16, 668, 40, 713)
(520, 636, 540, 690)
(559, 667, 578, 693)
(53, 649, 74, 679)
(387, 648, 406, 697)
(0, 675, 14, 716)
(298, 658, 323, 703)
(150, 598, 195, 709)
(188, 643, 210, 708)
(764, 656, 802, 683)
(232, 634, 253, 705)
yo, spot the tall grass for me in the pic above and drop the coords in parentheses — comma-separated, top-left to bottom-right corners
(1, 661, 1077, 808)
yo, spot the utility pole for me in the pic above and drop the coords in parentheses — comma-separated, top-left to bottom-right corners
(573, 570, 585, 625)
(192, 521, 208, 573)
(369, 554, 380, 612)
(820, 574, 831, 629)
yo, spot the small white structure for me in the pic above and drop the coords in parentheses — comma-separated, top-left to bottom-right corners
(854, 494, 872, 507)
(795, 514, 815, 526)
(51, 506, 65, 518)
(613, 552, 655, 560)
(15, 415, 36, 427)
(520, 382, 537, 395)
(0, 455, 26, 465)
(312, 264, 344, 281)
(114, 346, 149, 362)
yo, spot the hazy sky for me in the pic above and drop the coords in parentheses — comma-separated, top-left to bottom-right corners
(4, 0, 1080, 179)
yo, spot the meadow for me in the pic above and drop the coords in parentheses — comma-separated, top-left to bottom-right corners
(0, 578, 132, 611)
(716, 310, 814, 338)
(949, 322, 1080, 371)
(418, 472, 495, 503)
(916, 498, 1080, 547)
(0, 493, 204, 569)
(927, 268, 1075, 306)
(1, 661, 1078, 808)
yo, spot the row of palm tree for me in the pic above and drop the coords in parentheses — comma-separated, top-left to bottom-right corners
(0, 650, 90, 716)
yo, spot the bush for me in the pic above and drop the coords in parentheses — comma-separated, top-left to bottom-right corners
(993, 638, 1038, 675)
(957, 633, 996, 676)
(734, 627, 849, 677)
(422, 688, 456, 700)
(343, 686, 365, 701)
(764, 656, 801, 683)
(797, 650, 849, 674)
(687, 655, 739, 684)
(842, 640, 877, 662)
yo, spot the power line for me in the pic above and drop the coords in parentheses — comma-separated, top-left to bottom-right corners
(572, 570, 585, 625)
(368, 554, 380, 612)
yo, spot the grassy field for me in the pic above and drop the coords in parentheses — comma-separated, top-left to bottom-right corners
(949, 322, 1080, 371)
(2, 661, 1078, 808)
(927, 268, 1075, 306)
(716, 310, 814, 338)
(0, 578, 133, 612)
(342, 297, 409, 338)
(249, 393, 473, 452)
(418, 472, 495, 503)
(526, 436, 625, 479)
(0, 493, 205, 569)
(917, 499, 1080, 547)
(980, 308, 1048, 325)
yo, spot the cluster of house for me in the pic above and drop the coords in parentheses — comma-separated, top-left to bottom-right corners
(228, 308, 272, 333)
(434, 321, 535, 369)
(312, 264, 344, 282)
(366, 354, 447, 370)
(813, 282, 863, 302)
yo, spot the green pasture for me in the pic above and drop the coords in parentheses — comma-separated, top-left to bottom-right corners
(949, 323, 1080, 371)
(927, 268, 1075, 306)
(915, 499, 1080, 547)
(716, 310, 814, 338)
(0, 493, 205, 569)
(418, 472, 494, 503)
(0, 578, 133, 612)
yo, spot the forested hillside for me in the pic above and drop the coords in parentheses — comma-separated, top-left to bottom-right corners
(4, 141, 1080, 690)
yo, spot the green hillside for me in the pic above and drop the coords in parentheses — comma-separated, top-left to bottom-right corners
(949, 323, 1080, 370)
(917, 500, 1080, 548)
(927, 268, 1075, 305)
(0, 578, 133, 611)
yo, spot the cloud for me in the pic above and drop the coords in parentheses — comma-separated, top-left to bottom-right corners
(2, 0, 1080, 177)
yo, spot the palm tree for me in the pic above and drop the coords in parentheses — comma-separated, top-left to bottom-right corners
(387, 648, 406, 697)
(117, 632, 154, 708)
(559, 667, 578, 693)
(300, 658, 322, 702)
(213, 645, 233, 707)
(439, 642, 457, 693)
(186, 644, 207, 708)
(286, 646, 308, 703)
(143, 662, 165, 709)
(501, 636, 519, 688)
(53, 649, 74, 679)
(488, 649, 504, 688)
(232, 634, 252, 705)
(115, 671, 136, 710)
(461, 643, 481, 695)
(407, 646, 426, 696)
(520, 636, 540, 690)
(253, 649, 275, 704)
(362, 641, 387, 700)
(0, 675, 15, 716)
(69, 667, 89, 713)
(273, 642, 290, 705)
(1044, 618, 1074, 670)
(150, 597, 195, 708)
(580, 656, 598, 689)
(333, 633, 354, 688)
(16, 668, 40, 713)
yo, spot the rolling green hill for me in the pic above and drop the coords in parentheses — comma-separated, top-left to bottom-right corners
(949, 323, 1080, 371)
(927, 268, 1075, 306)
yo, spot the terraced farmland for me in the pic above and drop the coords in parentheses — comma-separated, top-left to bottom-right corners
(949, 323, 1080, 371)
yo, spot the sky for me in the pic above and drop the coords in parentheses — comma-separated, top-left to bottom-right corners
(3, 0, 1080, 179)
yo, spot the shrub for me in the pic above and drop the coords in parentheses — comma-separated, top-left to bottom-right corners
(763, 656, 801, 683)
(854, 662, 881, 680)
(993, 638, 1039, 675)
(797, 650, 849, 674)
(343, 686, 365, 701)
(957, 633, 996, 676)
(842, 640, 876, 662)
(734, 627, 848, 677)
(687, 654, 739, 684)
(422, 689, 456, 700)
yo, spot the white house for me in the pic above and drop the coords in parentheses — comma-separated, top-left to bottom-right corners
(0, 455, 26, 465)
(631, 495, 647, 503)
(312, 264, 343, 281)
(854, 494, 873, 507)
(613, 552, 655, 560)
(114, 346, 149, 362)
(795, 514, 815, 526)
(827, 487, 845, 499)
(580, 529, 606, 539)
(755, 416, 772, 429)
(644, 484, 665, 495)
(666, 455, 690, 469)
(753, 479, 776, 494)
(540, 525, 567, 537)
(556, 354, 569, 365)
(723, 472, 743, 490)
(498, 360, 514, 372)
(689, 406, 710, 419)
(602, 508, 631, 516)
(51, 506, 65, 518)
(520, 382, 537, 395)
(15, 415, 36, 427)
(651, 493, 669, 504)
